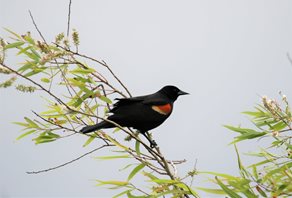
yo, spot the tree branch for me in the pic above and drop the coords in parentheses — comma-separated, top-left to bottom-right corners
(27, 144, 113, 174)
(67, 0, 72, 37)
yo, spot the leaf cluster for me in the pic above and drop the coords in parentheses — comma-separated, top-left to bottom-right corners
(199, 95, 292, 197)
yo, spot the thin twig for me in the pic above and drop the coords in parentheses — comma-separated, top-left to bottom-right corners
(28, 10, 47, 44)
(67, 0, 72, 37)
(29, 10, 54, 91)
(102, 59, 132, 97)
(32, 110, 77, 133)
(1, 62, 67, 106)
(27, 144, 113, 174)
(55, 43, 131, 97)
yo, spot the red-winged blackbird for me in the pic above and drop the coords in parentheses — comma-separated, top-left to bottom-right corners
(80, 85, 189, 147)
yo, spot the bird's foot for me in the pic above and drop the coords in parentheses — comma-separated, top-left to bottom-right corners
(150, 140, 157, 148)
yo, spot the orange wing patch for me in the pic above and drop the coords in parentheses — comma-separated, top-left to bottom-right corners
(152, 104, 172, 115)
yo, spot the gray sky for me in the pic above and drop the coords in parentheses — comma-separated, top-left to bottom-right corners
(1, 0, 292, 197)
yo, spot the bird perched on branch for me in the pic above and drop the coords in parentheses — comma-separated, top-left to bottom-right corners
(80, 85, 189, 148)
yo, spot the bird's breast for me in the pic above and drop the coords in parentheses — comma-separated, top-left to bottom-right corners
(151, 103, 172, 115)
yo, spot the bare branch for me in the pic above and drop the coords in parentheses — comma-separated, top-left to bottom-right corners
(28, 10, 47, 44)
(67, 0, 72, 37)
(26, 144, 113, 174)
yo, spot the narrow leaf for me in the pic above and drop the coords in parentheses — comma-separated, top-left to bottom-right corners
(83, 136, 95, 147)
(41, 78, 50, 83)
(13, 121, 30, 127)
(16, 130, 36, 140)
(215, 176, 242, 198)
(4, 41, 24, 49)
(224, 125, 259, 134)
(142, 171, 159, 181)
(96, 155, 131, 160)
(126, 191, 146, 198)
(96, 180, 129, 186)
(198, 171, 239, 180)
(113, 190, 132, 198)
(70, 68, 95, 74)
(127, 163, 145, 181)
(196, 187, 226, 194)
(135, 140, 141, 156)
(256, 186, 267, 197)
(99, 95, 112, 104)
(24, 117, 39, 128)
(4, 28, 22, 39)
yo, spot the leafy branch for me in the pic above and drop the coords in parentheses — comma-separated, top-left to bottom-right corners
(198, 94, 292, 197)
(0, 26, 197, 197)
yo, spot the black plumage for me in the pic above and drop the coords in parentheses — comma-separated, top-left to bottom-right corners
(80, 85, 188, 147)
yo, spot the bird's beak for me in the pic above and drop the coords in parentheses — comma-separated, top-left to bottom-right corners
(178, 90, 189, 96)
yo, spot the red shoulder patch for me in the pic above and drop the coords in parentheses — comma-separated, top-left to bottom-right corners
(152, 103, 172, 115)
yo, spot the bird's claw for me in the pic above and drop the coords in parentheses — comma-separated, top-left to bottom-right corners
(150, 140, 157, 148)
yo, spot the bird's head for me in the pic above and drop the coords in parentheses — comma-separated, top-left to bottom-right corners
(159, 85, 189, 101)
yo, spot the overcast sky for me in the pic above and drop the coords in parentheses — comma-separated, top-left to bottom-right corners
(1, 0, 292, 197)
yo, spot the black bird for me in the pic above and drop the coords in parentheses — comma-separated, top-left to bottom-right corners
(80, 85, 189, 148)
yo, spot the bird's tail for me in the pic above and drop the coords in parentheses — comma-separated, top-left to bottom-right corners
(80, 121, 113, 134)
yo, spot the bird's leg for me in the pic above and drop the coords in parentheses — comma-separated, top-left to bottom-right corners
(141, 131, 157, 148)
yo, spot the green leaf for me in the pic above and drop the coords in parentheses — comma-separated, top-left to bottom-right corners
(18, 61, 36, 73)
(113, 190, 132, 198)
(230, 131, 267, 144)
(263, 161, 292, 182)
(271, 121, 287, 131)
(83, 135, 96, 147)
(251, 165, 258, 181)
(196, 187, 226, 194)
(70, 67, 95, 75)
(224, 125, 259, 134)
(96, 180, 129, 187)
(247, 159, 273, 168)
(17, 46, 32, 55)
(23, 34, 35, 45)
(68, 78, 86, 87)
(41, 78, 50, 83)
(4, 28, 22, 39)
(126, 191, 146, 198)
(142, 171, 159, 181)
(242, 110, 267, 118)
(16, 130, 36, 140)
(198, 171, 239, 180)
(215, 176, 242, 198)
(95, 155, 131, 160)
(119, 164, 135, 172)
(156, 189, 188, 197)
(33, 131, 60, 144)
(256, 186, 267, 197)
(72, 90, 95, 107)
(104, 134, 128, 150)
(34, 138, 56, 144)
(13, 121, 30, 127)
(24, 117, 39, 128)
(99, 95, 112, 104)
(47, 131, 60, 138)
(151, 179, 177, 184)
(4, 41, 25, 50)
(234, 144, 249, 178)
(24, 67, 47, 77)
(175, 183, 200, 197)
(21, 50, 40, 61)
(30, 48, 41, 59)
(113, 127, 120, 133)
(135, 141, 141, 156)
(127, 163, 146, 181)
